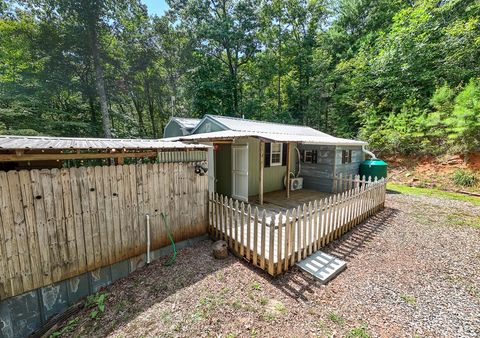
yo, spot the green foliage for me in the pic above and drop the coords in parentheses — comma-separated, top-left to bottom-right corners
(49, 317, 79, 338)
(451, 169, 478, 188)
(400, 294, 417, 305)
(0, 0, 479, 156)
(327, 311, 345, 326)
(346, 325, 370, 338)
(85, 292, 108, 320)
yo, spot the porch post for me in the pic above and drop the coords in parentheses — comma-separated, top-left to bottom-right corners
(286, 143, 290, 198)
(259, 141, 264, 205)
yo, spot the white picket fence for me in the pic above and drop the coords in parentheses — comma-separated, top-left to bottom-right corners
(209, 175, 387, 276)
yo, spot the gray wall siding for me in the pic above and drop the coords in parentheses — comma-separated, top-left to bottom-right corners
(193, 119, 225, 134)
(297, 145, 336, 193)
(334, 146, 365, 178)
(164, 120, 184, 138)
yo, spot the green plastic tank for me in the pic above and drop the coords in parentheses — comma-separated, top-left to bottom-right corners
(359, 159, 388, 180)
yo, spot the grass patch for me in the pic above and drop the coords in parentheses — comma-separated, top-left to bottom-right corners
(400, 294, 417, 305)
(258, 297, 268, 306)
(327, 312, 345, 326)
(160, 310, 172, 324)
(346, 325, 370, 338)
(387, 183, 480, 206)
(274, 301, 286, 314)
(452, 169, 478, 188)
(446, 213, 480, 229)
(251, 281, 262, 290)
(231, 299, 242, 310)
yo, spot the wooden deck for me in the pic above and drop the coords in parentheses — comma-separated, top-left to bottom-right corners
(249, 189, 331, 215)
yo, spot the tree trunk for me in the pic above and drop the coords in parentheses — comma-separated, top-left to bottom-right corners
(88, 94, 99, 136)
(131, 94, 146, 137)
(89, 20, 112, 138)
(144, 78, 158, 138)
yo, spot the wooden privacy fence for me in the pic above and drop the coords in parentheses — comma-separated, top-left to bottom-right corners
(0, 162, 208, 300)
(209, 175, 387, 276)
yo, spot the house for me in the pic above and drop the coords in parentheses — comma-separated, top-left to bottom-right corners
(168, 115, 368, 204)
(163, 117, 201, 138)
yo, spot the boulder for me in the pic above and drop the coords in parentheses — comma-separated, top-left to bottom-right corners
(212, 240, 228, 259)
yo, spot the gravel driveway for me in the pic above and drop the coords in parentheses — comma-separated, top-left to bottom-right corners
(58, 192, 480, 338)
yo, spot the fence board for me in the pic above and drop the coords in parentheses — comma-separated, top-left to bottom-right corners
(51, 169, 69, 275)
(19, 170, 43, 288)
(7, 171, 33, 291)
(2, 171, 24, 294)
(59, 168, 78, 276)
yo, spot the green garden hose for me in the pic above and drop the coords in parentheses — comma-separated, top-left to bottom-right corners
(161, 212, 176, 266)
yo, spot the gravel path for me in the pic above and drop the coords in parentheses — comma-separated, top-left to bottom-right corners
(59, 192, 480, 338)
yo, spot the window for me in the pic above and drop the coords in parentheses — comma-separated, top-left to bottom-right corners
(305, 150, 313, 163)
(342, 150, 352, 164)
(302, 150, 317, 163)
(270, 143, 283, 166)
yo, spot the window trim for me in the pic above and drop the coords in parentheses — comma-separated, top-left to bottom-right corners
(270, 142, 283, 166)
(341, 150, 352, 164)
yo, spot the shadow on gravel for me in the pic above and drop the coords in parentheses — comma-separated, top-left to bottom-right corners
(324, 207, 399, 262)
(386, 189, 402, 194)
(272, 207, 399, 302)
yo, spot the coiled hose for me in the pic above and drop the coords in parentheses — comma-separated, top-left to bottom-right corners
(161, 212, 176, 266)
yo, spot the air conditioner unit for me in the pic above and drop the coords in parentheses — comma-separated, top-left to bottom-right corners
(290, 177, 303, 191)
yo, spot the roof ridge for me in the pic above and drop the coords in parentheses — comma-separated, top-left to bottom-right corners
(206, 114, 322, 131)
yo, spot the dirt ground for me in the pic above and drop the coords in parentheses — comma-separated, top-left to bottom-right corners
(54, 192, 480, 338)
(386, 153, 480, 193)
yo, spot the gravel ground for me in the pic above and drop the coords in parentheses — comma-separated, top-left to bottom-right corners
(56, 192, 480, 338)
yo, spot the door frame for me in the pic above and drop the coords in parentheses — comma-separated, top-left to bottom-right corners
(206, 142, 215, 194)
(231, 144, 249, 201)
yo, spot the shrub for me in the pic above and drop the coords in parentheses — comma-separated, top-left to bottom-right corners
(451, 169, 477, 187)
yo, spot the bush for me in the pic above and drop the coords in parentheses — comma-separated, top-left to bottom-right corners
(451, 169, 477, 187)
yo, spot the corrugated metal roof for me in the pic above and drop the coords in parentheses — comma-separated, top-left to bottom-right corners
(172, 117, 201, 129)
(197, 115, 331, 137)
(0, 135, 209, 150)
(173, 130, 367, 146)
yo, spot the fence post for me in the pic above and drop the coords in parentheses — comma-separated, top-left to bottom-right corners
(307, 202, 313, 255)
(296, 206, 302, 262)
(260, 210, 266, 270)
(276, 212, 283, 275)
(253, 207, 259, 266)
(268, 216, 275, 275)
(234, 200, 239, 252)
(284, 209, 291, 271)
(240, 201, 245, 256)
(313, 200, 319, 252)
(246, 204, 251, 261)
(290, 208, 297, 266)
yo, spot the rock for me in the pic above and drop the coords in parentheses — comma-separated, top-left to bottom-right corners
(212, 240, 228, 259)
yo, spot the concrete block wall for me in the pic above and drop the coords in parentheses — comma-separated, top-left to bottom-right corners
(0, 234, 208, 338)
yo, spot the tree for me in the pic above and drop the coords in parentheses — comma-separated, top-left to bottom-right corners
(169, 0, 260, 116)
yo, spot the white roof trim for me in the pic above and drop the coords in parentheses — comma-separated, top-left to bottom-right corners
(170, 130, 367, 146)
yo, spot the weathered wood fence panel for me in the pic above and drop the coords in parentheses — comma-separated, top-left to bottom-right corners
(209, 175, 387, 276)
(0, 162, 208, 300)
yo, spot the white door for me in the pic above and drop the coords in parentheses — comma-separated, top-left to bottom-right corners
(232, 144, 248, 201)
(206, 143, 215, 194)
